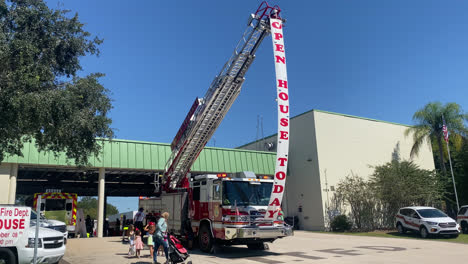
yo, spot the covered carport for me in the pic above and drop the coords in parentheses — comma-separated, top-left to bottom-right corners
(0, 138, 276, 237)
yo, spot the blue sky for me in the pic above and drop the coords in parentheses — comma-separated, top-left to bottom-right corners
(44, 0, 468, 212)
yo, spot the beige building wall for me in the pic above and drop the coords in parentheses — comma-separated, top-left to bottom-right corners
(0, 163, 18, 204)
(313, 111, 435, 229)
(238, 109, 436, 231)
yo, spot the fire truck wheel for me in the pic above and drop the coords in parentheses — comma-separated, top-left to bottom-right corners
(247, 242, 267, 250)
(198, 224, 213, 253)
(0, 248, 16, 264)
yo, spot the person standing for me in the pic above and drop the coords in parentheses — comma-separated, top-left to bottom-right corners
(116, 218, 121, 235)
(153, 212, 170, 264)
(134, 229, 144, 258)
(127, 224, 135, 257)
(144, 222, 156, 260)
(104, 218, 109, 237)
(134, 207, 145, 233)
(85, 215, 93, 237)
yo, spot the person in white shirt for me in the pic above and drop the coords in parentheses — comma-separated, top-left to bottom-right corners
(133, 207, 145, 232)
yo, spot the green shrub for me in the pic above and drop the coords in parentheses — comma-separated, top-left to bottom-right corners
(330, 215, 352, 232)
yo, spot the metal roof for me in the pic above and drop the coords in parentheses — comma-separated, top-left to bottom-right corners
(2, 138, 276, 175)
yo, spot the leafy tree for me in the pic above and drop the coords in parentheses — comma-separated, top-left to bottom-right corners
(332, 161, 445, 230)
(369, 160, 445, 227)
(447, 137, 468, 206)
(78, 196, 119, 219)
(0, 0, 113, 165)
(335, 173, 376, 231)
(405, 102, 468, 173)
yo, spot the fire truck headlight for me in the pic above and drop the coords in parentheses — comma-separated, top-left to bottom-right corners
(238, 215, 248, 222)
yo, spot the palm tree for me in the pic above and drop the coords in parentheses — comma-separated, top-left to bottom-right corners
(405, 102, 468, 173)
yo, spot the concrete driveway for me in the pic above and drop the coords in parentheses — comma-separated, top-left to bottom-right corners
(61, 231, 467, 264)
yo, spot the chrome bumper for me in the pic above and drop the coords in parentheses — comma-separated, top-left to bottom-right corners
(224, 225, 293, 240)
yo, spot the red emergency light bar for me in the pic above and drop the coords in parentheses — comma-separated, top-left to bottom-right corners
(217, 173, 228, 178)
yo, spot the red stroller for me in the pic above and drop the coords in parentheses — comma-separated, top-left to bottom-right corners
(168, 234, 192, 264)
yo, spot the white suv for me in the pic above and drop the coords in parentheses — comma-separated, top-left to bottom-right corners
(457, 205, 468, 234)
(395, 206, 460, 238)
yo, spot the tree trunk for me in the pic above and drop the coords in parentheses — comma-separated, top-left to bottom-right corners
(437, 136, 447, 174)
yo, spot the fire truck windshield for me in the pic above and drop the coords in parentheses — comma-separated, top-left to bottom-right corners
(222, 181, 273, 206)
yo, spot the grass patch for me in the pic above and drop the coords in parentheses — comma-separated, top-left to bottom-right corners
(315, 230, 468, 244)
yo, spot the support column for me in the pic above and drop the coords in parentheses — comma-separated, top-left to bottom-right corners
(0, 163, 13, 204)
(8, 164, 18, 205)
(97, 168, 105, 238)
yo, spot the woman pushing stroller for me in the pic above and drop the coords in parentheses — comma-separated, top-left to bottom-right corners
(153, 212, 170, 264)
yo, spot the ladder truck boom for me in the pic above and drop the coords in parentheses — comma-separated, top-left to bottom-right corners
(160, 3, 283, 191)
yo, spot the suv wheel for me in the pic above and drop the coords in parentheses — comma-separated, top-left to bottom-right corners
(420, 226, 429, 238)
(0, 248, 16, 264)
(396, 222, 406, 234)
(462, 222, 468, 234)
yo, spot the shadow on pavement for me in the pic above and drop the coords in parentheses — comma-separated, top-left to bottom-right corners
(385, 231, 460, 240)
(189, 245, 282, 259)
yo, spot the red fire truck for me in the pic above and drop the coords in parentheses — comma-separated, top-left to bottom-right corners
(141, 2, 292, 253)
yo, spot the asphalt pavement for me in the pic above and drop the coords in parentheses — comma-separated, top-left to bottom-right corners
(61, 231, 467, 264)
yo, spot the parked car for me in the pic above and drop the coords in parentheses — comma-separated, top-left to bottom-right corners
(395, 206, 460, 238)
(31, 210, 68, 243)
(18, 227, 66, 264)
(457, 205, 468, 234)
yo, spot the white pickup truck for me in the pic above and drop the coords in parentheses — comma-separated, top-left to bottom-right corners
(0, 205, 66, 264)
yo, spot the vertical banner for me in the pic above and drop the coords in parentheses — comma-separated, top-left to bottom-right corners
(266, 18, 289, 220)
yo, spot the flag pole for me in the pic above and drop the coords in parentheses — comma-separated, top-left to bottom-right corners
(442, 114, 460, 212)
(446, 139, 459, 211)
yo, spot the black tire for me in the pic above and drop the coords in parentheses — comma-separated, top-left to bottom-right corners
(419, 226, 429, 238)
(247, 242, 267, 250)
(198, 224, 213, 253)
(396, 222, 406, 234)
(0, 248, 16, 264)
(462, 222, 468, 234)
(450, 234, 459, 239)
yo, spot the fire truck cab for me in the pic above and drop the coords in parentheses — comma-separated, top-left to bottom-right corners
(191, 171, 292, 251)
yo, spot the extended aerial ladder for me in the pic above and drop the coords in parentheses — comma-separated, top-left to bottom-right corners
(157, 2, 284, 193)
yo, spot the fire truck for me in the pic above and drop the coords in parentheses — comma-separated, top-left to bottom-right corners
(140, 2, 293, 252)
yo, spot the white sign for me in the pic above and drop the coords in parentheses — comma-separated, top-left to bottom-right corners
(0, 206, 31, 247)
(45, 189, 62, 193)
(265, 18, 290, 220)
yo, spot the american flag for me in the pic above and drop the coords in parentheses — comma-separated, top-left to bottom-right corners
(442, 119, 449, 143)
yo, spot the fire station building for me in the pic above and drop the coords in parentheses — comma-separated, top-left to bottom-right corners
(0, 109, 435, 233)
(238, 109, 435, 231)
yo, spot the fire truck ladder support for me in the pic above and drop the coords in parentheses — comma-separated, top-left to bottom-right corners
(160, 4, 282, 191)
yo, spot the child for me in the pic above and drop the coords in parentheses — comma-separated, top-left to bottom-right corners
(127, 224, 135, 257)
(134, 229, 144, 258)
(144, 222, 156, 259)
